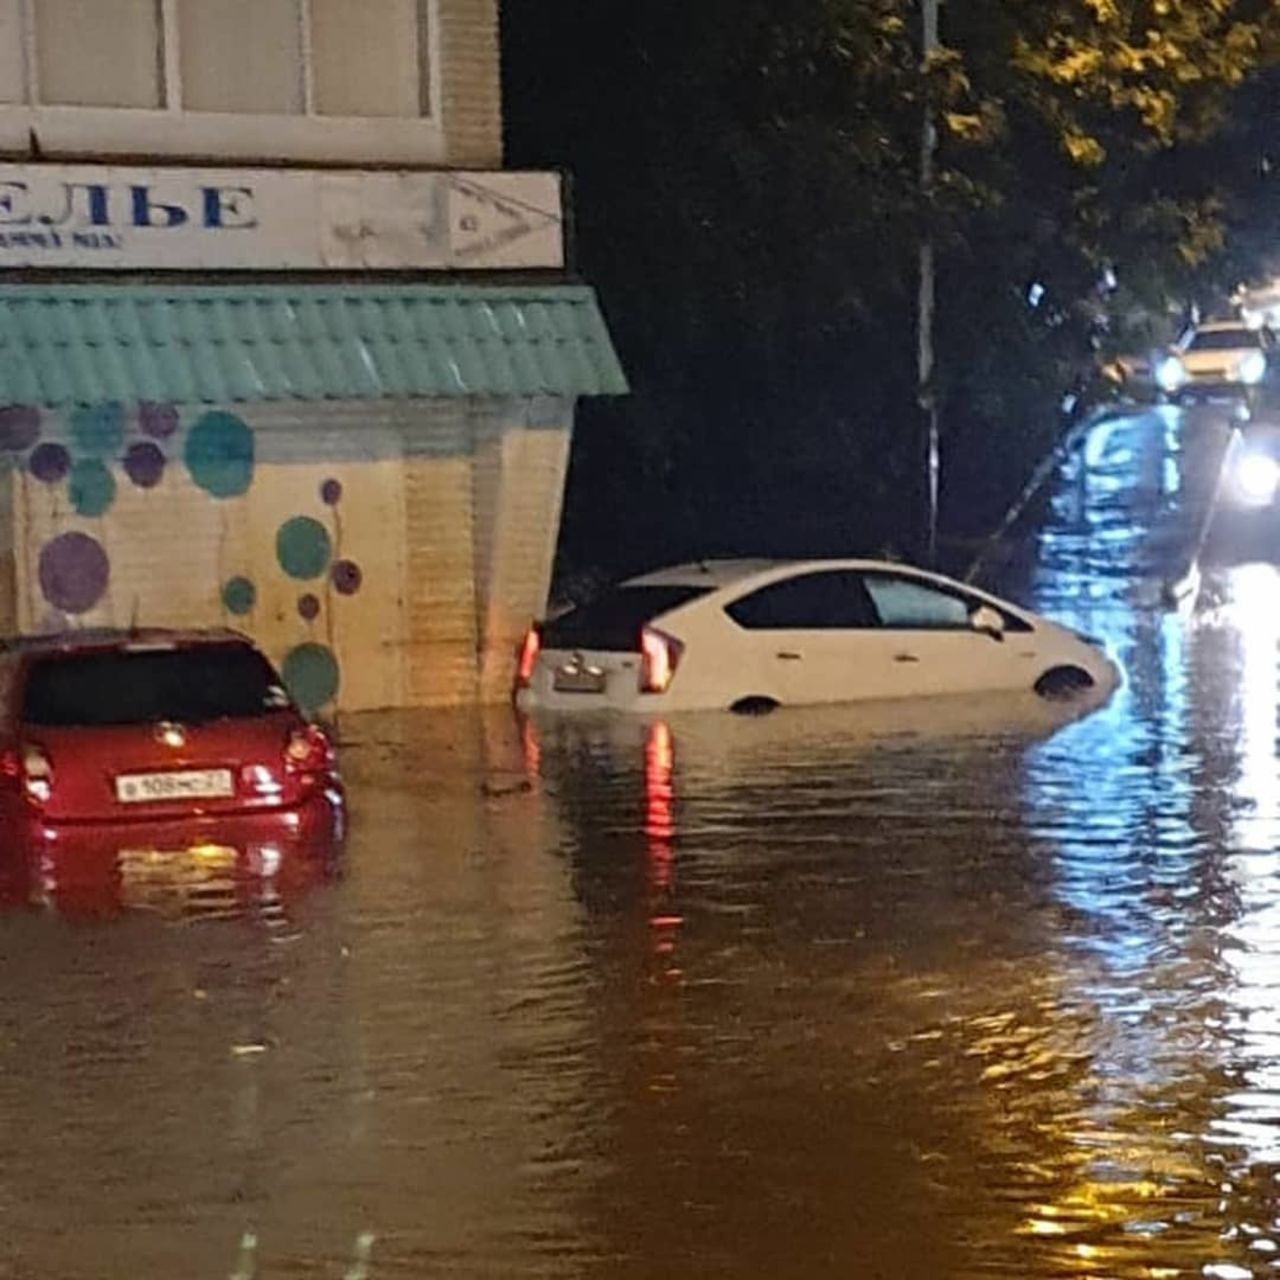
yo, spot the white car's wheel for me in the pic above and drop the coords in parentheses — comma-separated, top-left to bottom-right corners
(730, 696, 780, 716)
(1034, 666, 1096, 700)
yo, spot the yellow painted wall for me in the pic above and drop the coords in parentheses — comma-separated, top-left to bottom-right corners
(6, 397, 573, 711)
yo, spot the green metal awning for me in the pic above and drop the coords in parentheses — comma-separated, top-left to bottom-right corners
(0, 283, 628, 406)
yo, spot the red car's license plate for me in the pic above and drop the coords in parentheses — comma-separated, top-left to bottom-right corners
(115, 770, 234, 804)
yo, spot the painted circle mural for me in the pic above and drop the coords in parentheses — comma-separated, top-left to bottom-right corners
(221, 576, 256, 616)
(28, 443, 70, 484)
(124, 442, 166, 489)
(70, 402, 126, 459)
(139, 402, 179, 440)
(0, 405, 41, 452)
(276, 516, 332, 581)
(184, 411, 255, 499)
(39, 532, 109, 615)
(68, 459, 116, 517)
(282, 643, 340, 712)
(321, 478, 343, 506)
(297, 593, 321, 622)
(331, 559, 363, 596)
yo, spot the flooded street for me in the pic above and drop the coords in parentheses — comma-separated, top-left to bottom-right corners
(7, 405, 1280, 1278)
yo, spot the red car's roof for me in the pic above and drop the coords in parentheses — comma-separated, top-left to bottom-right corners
(0, 627, 254, 657)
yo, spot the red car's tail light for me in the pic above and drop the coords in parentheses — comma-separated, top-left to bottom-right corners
(21, 744, 53, 806)
(639, 628, 683, 695)
(515, 625, 542, 692)
(284, 725, 332, 775)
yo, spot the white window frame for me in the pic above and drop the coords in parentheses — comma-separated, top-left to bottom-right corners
(0, 0, 444, 165)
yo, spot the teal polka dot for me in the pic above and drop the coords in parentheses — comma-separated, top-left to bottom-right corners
(221, 576, 256, 616)
(185, 411, 255, 499)
(282, 643, 340, 713)
(68, 459, 116, 517)
(276, 516, 332, 580)
(70, 403, 125, 459)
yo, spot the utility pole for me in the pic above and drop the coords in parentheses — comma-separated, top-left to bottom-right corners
(918, 0, 940, 566)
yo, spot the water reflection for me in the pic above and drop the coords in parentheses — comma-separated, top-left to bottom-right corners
(7, 829, 341, 925)
(10, 407, 1280, 1277)
(979, 411, 1280, 1278)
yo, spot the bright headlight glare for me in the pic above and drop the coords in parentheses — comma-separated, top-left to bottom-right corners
(1240, 350, 1268, 385)
(1235, 452, 1280, 506)
(1156, 357, 1186, 392)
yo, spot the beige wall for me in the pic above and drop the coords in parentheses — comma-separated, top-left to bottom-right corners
(6, 396, 572, 711)
(437, 0, 503, 167)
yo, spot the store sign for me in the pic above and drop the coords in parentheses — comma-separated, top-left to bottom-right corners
(0, 164, 564, 270)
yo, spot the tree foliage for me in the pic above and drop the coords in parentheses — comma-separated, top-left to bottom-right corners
(502, 0, 1280, 591)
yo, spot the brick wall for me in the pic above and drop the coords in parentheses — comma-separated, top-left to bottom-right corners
(436, 0, 504, 168)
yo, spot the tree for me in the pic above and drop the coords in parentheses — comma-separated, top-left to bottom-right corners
(501, 0, 1280, 591)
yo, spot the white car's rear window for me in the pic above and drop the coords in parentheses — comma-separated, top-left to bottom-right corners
(542, 586, 711, 652)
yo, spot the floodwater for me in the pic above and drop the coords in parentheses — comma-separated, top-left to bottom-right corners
(4, 405, 1280, 1278)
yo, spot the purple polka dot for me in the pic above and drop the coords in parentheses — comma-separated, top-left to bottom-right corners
(297, 593, 321, 622)
(28, 443, 70, 484)
(331, 559, 363, 596)
(139, 403, 179, 440)
(38, 532, 109, 615)
(321, 478, 343, 506)
(124, 441, 165, 489)
(0, 405, 40, 452)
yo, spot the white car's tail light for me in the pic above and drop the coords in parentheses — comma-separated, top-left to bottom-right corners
(639, 628, 683, 695)
(515, 625, 542, 693)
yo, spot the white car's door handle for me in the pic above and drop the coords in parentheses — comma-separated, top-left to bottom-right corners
(776, 651, 803, 661)
(894, 652, 920, 664)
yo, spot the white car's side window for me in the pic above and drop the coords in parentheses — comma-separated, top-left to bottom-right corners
(864, 577, 971, 630)
(725, 571, 879, 630)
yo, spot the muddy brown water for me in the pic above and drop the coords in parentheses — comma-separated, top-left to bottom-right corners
(2, 406, 1279, 1279)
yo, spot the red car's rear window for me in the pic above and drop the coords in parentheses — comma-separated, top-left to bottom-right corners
(22, 644, 290, 728)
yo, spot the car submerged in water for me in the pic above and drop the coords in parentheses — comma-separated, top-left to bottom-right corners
(0, 629, 345, 877)
(515, 559, 1119, 715)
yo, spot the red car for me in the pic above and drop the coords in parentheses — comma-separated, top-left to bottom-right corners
(0, 629, 345, 890)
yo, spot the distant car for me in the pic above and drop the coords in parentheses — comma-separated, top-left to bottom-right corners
(1156, 321, 1275, 406)
(515, 560, 1119, 714)
(0, 629, 345, 869)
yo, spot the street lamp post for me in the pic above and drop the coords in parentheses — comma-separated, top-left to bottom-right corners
(918, 0, 940, 565)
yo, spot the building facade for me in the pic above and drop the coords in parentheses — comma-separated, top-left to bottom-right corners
(0, 0, 625, 711)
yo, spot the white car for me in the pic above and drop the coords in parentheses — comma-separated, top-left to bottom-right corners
(515, 560, 1119, 714)
(1156, 321, 1275, 404)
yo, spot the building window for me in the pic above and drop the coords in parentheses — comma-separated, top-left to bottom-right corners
(177, 0, 304, 115)
(34, 0, 164, 109)
(310, 0, 428, 118)
(6, 0, 434, 118)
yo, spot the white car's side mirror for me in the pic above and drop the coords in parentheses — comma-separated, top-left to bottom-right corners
(970, 605, 1006, 642)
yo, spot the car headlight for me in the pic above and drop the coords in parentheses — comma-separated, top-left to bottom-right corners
(1234, 451, 1280, 507)
(1239, 350, 1268, 385)
(1156, 356, 1186, 392)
